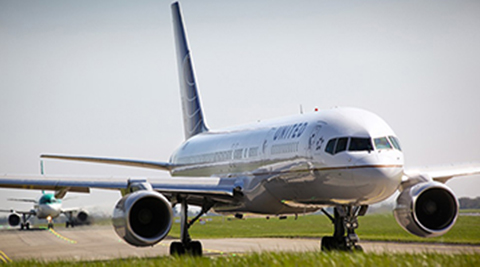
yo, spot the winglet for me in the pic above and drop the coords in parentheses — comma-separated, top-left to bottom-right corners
(171, 2, 209, 139)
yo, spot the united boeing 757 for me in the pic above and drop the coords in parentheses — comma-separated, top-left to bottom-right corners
(0, 191, 89, 229)
(1, 2, 479, 256)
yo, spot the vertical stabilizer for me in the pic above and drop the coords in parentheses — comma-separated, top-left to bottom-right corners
(171, 2, 209, 139)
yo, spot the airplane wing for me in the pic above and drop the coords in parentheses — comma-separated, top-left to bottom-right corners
(7, 198, 37, 203)
(40, 154, 174, 171)
(404, 163, 480, 184)
(0, 208, 35, 215)
(0, 175, 237, 204)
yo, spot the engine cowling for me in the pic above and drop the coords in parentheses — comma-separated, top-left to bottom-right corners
(112, 190, 173, 247)
(394, 181, 458, 237)
(74, 210, 89, 225)
(8, 213, 20, 226)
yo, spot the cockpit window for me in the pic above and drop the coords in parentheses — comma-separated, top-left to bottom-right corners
(388, 136, 402, 151)
(325, 139, 336, 155)
(326, 137, 372, 155)
(374, 137, 392, 150)
(335, 137, 348, 154)
(349, 138, 373, 152)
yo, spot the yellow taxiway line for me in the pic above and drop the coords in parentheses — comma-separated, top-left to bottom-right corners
(0, 250, 12, 263)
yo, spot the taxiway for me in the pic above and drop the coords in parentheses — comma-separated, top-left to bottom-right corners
(0, 225, 479, 262)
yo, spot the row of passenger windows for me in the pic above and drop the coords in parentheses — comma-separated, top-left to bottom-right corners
(177, 146, 260, 164)
(325, 136, 401, 155)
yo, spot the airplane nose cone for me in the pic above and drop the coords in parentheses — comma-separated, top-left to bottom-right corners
(352, 152, 403, 203)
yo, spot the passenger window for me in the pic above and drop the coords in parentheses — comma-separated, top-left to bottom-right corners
(349, 138, 373, 151)
(374, 137, 392, 150)
(325, 139, 336, 155)
(388, 136, 402, 151)
(335, 137, 348, 154)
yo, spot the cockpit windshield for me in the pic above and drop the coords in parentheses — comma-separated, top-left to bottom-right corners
(39, 194, 60, 205)
(374, 137, 392, 150)
(325, 136, 401, 155)
(349, 138, 373, 152)
(374, 136, 402, 151)
(325, 137, 373, 155)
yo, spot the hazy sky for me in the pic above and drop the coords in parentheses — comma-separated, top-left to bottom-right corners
(1, 0, 479, 213)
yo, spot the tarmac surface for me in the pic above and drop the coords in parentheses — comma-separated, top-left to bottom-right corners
(0, 225, 479, 262)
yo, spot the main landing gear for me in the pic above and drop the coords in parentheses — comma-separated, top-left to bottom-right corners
(320, 205, 368, 252)
(64, 211, 76, 228)
(170, 198, 213, 256)
(19, 213, 32, 230)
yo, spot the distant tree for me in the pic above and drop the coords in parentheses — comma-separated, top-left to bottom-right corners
(459, 197, 480, 209)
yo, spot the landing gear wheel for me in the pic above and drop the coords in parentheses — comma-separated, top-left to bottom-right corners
(48, 223, 54, 229)
(354, 245, 364, 252)
(189, 240, 203, 256)
(170, 241, 186, 256)
(20, 223, 25, 230)
(66, 222, 70, 228)
(321, 236, 335, 251)
(25, 222, 30, 230)
(320, 206, 368, 252)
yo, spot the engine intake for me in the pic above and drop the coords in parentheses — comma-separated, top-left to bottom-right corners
(394, 181, 458, 237)
(76, 210, 89, 223)
(112, 190, 173, 247)
(8, 213, 20, 226)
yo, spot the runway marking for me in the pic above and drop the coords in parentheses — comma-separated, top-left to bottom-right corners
(0, 250, 12, 263)
(47, 228, 77, 244)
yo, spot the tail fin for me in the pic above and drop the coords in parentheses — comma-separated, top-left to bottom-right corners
(171, 2, 208, 139)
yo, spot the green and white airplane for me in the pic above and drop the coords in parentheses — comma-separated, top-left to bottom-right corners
(0, 191, 88, 230)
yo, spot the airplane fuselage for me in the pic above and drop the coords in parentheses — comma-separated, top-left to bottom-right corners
(35, 203, 62, 219)
(169, 107, 404, 214)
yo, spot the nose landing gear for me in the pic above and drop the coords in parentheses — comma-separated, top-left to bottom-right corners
(320, 205, 368, 252)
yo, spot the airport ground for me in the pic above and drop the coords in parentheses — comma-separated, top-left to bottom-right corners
(0, 224, 480, 263)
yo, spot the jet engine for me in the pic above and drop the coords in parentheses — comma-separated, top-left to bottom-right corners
(112, 190, 173, 247)
(72, 210, 90, 225)
(77, 210, 88, 222)
(394, 181, 458, 238)
(8, 213, 20, 226)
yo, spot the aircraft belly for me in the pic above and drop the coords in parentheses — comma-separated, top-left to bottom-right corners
(262, 167, 402, 206)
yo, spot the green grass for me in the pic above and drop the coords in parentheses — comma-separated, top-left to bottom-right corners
(6, 252, 480, 267)
(168, 213, 480, 244)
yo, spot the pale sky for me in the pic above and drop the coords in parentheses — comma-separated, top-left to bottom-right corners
(1, 0, 479, 213)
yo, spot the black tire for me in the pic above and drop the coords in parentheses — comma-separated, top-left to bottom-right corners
(189, 241, 202, 256)
(170, 242, 185, 256)
(20, 223, 24, 230)
(66, 222, 70, 228)
(25, 223, 30, 230)
(321, 236, 335, 251)
(354, 245, 364, 252)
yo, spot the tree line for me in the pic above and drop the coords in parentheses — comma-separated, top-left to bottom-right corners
(459, 197, 480, 209)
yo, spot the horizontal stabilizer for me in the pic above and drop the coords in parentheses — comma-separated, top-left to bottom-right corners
(41, 154, 173, 171)
(7, 198, 37, 203)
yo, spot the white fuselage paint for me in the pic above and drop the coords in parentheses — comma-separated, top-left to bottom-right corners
(35, 203, 62, 220)
(169, 107, 404, 215)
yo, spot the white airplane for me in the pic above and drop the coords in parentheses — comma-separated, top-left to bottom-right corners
(0, 1, 479, 256)
(0, 191, 89, 230)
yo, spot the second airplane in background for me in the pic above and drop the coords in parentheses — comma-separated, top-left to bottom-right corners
(0, 191, 89, 229)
